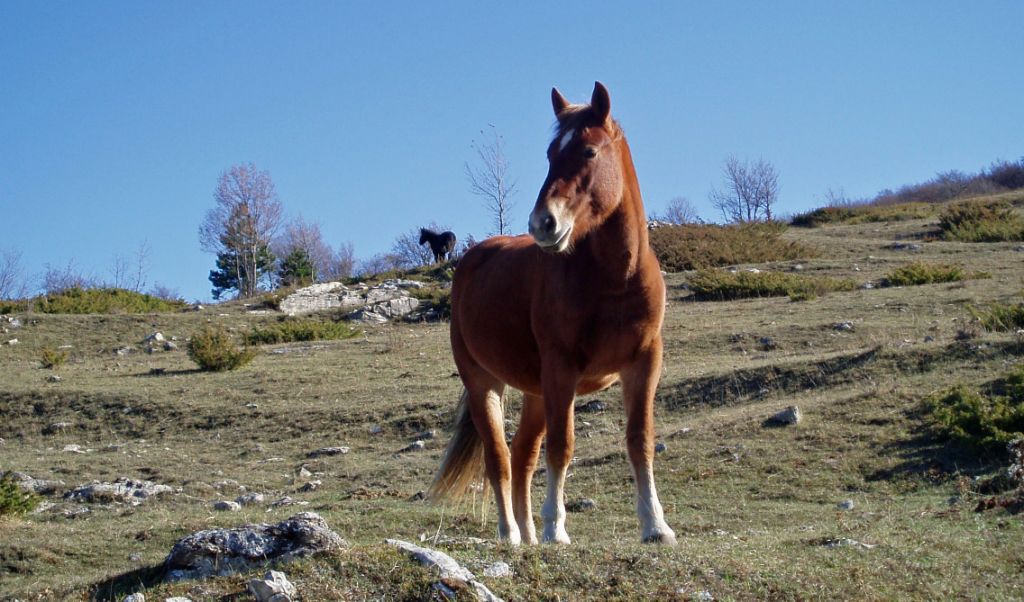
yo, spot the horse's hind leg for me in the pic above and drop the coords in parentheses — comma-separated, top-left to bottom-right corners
(511, 392, 546, 544)
(462, 370, 521, 545)
(620, 339, 676, 544)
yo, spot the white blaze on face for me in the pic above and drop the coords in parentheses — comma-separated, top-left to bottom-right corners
(557, 128, 576, 154)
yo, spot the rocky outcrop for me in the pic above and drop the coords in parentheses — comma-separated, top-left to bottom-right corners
(164, 512, 346, 582)
(64, 477, 173, 505)
(277, 280, 422, 322)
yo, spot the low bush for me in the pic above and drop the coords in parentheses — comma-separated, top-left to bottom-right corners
(39, 347, 67, 369)
(938, 199, 1024, 242)
(648, 223, 815, 272)
(0, 474, 39, 517)
(686, 269, 856, 301)
(408, 287, 452, 320)
(791, 202, 935, 227)
(929, 367, 1024, 452)
(884, 262, 968, 286)
(969, 301, 1024, 332)
(187, 326, 257, 371)
(246, 318, 358, 345)
(34, 287, 188, 314)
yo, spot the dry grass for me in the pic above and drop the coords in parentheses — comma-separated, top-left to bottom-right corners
(1, 216, 1023, 600)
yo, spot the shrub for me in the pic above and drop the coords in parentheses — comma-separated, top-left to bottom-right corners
(408, 287, 452, 320)
(187, 326, 257, 371)
(929, 367, 1024, 452)
(938, 199, 1024, 242)
(686, 269, 856, 301)
(34, 287, 188, 314)
(969, 301, 1024, 332)
(791, 202, 935, 227)
(884, 262, 968, 286)
(648, 223, 815, 272)
(0, 474, 39, 517)
(246, 318, 358, 345)
(39, 347, 68, 369)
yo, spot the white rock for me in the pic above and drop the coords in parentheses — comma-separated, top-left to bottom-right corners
(483, 561, 512, 578)
(766, 406, 801, 426)
(248, 570, 297, 602)
(213, 500, 241, 512)
(122, 593, 145, 602)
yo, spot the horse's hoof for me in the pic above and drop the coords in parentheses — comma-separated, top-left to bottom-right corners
(542, 530, 572, 545)
(642, 530, 677, 546)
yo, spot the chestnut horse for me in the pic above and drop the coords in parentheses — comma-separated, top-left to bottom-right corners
(429, 82, 675, 546)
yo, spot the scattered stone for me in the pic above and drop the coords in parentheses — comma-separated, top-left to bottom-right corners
(245, 403, 258, 409)
(414, 429, 436, 440)
(164, 341, 178, 351)
(213, 500, 241, 512)
(299, 480, 322, 493)
(760, 336, 778, 351)
(2, 471, 66, 495)
(483, 561, 513, 578)
(566, 498, 597, 513)
(297, 466, 313, 479)
(65, 477, 173, 505)
(6, 338, 18, 345)
(307, 446, 350, 458)
(765, 406, 802, 427)
(271, 496, 308, 509)
(859, 282, 875, 290)
(236, 492, 265, 507)
(837, 499, 855, 510)
(45, 421, 72, 434)
(369, 424, 384, 435)
(115, 346, 134, 356)
(63, 444, 87, 453)
(4, 316, 22, 328)
(924, 335, 935, 343)
(409, 490, 427, 501)
(654, 442, 667, 454)
(145, 332, 165, 343)
(820, 537, 877, 549)
(122, 593, 146, 602)
(647, 219, 669, 230)
(63, 505, 91, 518)
(164, 512, 347, 582)
(400, 440, 426, 453)
(248, 570, 297, 602)
(386, 539, 504, 602)
(887, 242, 922, 251)
(575, 399, 606, 413)
(833, 321, 855, 332)
(164, 597, 193, 602)
(46, 374, 62, 383)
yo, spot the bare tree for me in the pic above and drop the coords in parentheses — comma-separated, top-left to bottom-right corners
(709, 156, 780, 223)
(0, 248, 26, 300)
(273, 216, 334, 283)
(357, 253, 403, 278)
(109, 240, 151, 292)
(199, 163, 284, 298)
(326, 242, 356, 281)
(654, 196, 701, 224)
(466, 126, 518, 236)
(41, 260, 93, 295)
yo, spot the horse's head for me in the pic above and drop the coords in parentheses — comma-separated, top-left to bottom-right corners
(528, 81, 626, 253)
(419, 228, 429, 245)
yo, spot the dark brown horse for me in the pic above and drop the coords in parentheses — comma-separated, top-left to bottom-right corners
(430, 82, 675, 546)
(419, 228, 457, 263)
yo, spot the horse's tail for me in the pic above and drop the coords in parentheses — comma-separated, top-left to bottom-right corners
(428, 388, 487, 502)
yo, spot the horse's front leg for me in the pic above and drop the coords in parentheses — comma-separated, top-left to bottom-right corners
(540, 365, 577, 544)
(620, 337, 677, 544)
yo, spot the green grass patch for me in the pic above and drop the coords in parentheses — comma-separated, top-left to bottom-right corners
(939, 198, 1024, 242)
(187, 326, 257, 371)
(649, 222, 815, 272)
(246, 317, 359, 345)
(38, 347, 68, 369)
(791, 202, 936, 227)
(970, 301, 1024, 332)
(0, 474, 40, 517)
(686, 269, 857, 301)
(33, 287, 187, 314)
(883, 262, 973, 286)
(928, 367, 1024, 452)
(407, 287, 452, 320)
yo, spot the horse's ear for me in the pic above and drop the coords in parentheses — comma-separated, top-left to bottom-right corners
(551, 87, 570, 118)
(591, 81, 611, 124)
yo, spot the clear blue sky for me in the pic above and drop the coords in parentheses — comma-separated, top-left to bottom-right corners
(3, 1, 1022, 302)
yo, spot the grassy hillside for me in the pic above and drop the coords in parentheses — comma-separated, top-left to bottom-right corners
(1, 205, 1022, 600)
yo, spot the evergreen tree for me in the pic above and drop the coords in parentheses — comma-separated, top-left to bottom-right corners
(278, 247, 315, 287)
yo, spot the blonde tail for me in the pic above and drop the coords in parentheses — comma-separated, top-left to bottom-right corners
(428, 389, 486, 502)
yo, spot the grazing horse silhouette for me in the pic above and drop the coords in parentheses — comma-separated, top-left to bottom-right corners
(420, 228, 457, 263)
(430, 82, 676, 546)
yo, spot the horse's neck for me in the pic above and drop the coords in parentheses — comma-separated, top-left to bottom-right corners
(584, 141, 649, 288)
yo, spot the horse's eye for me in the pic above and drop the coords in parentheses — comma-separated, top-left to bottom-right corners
(583, 146, 598, 159)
